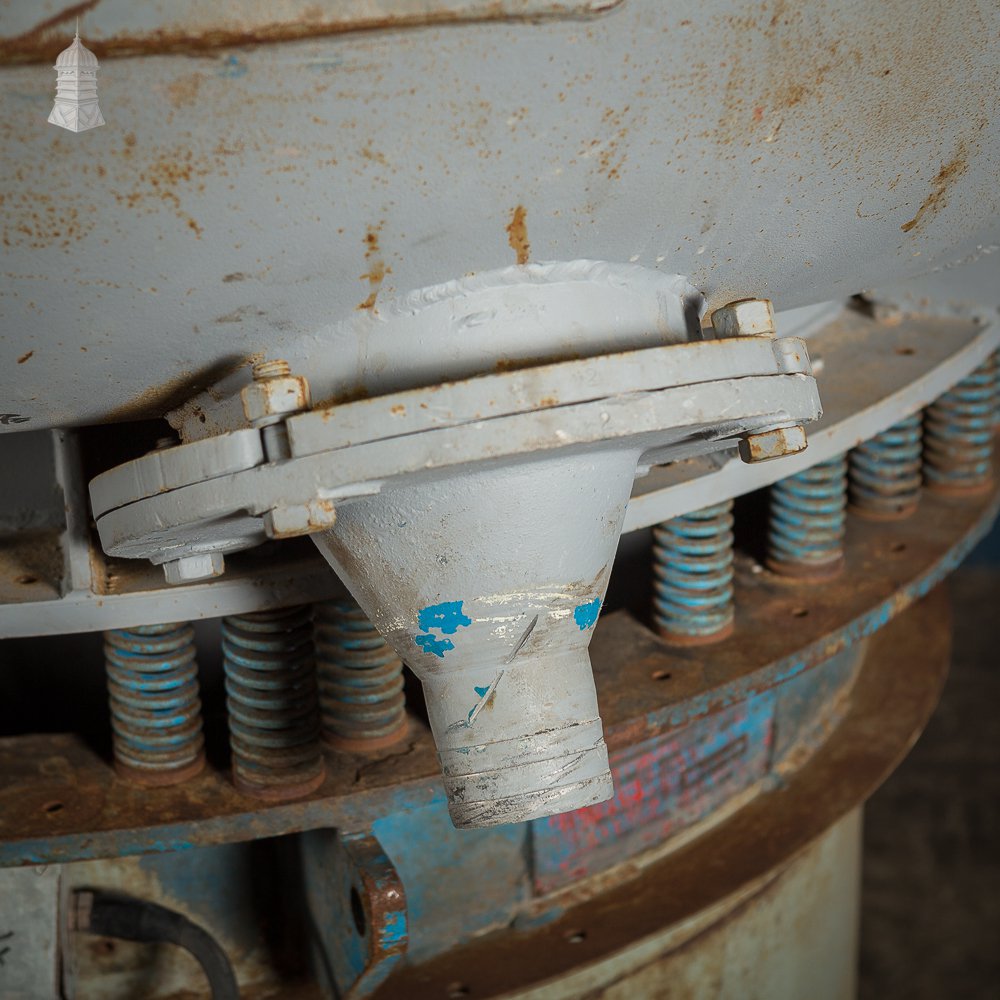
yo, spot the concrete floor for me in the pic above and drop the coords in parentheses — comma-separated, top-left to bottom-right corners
(860, 568, 1000, 999)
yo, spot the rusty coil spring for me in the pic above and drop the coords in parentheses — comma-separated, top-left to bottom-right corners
(222, 606, 325, 800)
(923, 359, 995, 495)
(849, 414, 923, 520)
(315, 599, 408, 751)
(993, 349, 1000, 430)
(652, 500, 735, 646)
(104, 623, 205, 786)
(768, 456, 848, 580)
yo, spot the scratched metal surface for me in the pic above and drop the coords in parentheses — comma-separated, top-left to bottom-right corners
(0, 477, 993, 868)
(1, 0, 998, 430)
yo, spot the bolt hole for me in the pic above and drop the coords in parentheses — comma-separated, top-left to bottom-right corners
(895, 346, 915, 356)
(349, 886, 366, 937)
(565, 929, 587, 944)
(15, 574, 38, 585)
(791, 607, 809, 618)
(651, 670, 672, 681)
(890, 542, 906, 553)
(43, 801, 64, 815)
(447, 983, 470, 998)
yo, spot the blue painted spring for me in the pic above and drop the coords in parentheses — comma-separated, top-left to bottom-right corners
(652, 501, 734, 645)
(104, 623, 205, 786)
(222, 606, 325, 800)
(991, 349, 1000, 430)
(768, 456, 848, 579)
(849, 414, 922, 520)
(923, 359, 995, 494)
(315, 599, 407, 751)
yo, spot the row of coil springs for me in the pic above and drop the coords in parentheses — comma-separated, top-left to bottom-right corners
(103, 599, 407, 799)
(653, 354, 998, 644)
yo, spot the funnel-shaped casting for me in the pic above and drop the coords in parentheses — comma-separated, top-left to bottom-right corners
(311, 449, 639, 828)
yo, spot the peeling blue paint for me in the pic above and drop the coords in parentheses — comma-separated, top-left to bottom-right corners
(382, 910, 407, 945)
(418, 600, 472, 635)
(473, 685, 490, 698)
(414, 634, 454, 658)
(573, 597, 601, 631)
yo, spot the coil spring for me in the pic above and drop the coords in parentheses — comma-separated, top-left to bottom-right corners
(993, 350, 1000, 429)
(104, 623, 205, 785)
(768, 456, 848, 579)
(315, 599, 407, 750)
(849, 414, 922, 520)
(652, 501, 734, 645)
(923, 359, 995, 494)
(222, 606, 325, 800)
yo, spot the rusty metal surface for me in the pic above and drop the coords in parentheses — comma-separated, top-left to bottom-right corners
(2, 2, 998, 431)
(0, 1, 621, 64)
(301, 829, 407, 999)
(0, 478, 992, 867)
(366, 587, 951, 999)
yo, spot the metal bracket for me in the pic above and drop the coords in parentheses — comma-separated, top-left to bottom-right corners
(301, 829, 408, 999)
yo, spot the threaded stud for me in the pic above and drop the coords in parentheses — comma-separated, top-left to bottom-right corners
(252, 359, 291, 381)
(923, 359, 995, 496)
(315, 599, 408, 751)
(849, 414, 922, 521)
(652, 500, 735, 646)
(222, 606, 326, 801)
(104, 623, 205, 786)
(768, 456, 848, 581)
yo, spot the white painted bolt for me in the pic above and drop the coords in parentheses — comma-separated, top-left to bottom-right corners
(162, 552, 225, 585)
(712, 299, 776, 339)
(738, 424, 808, 464)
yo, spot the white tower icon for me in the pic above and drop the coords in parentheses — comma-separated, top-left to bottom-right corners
(48, 22, 105, 133)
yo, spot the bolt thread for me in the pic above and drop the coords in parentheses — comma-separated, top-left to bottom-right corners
(848, 414, 922, 520)
(222, 606, 325, 800)
(315, 599, 408, 750)
(104, 623, 205, 785)
(923, 360, 995, 494)
(768, 456, 848, 578)
(252, 358, 291, 380)
(652, 501, 734, 644)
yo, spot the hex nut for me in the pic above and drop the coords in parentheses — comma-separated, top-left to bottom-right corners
(263, 500, 337, 539)
(738, 425, 808, 464)
(162, 552, 225, 585)
(712, 299, 776, 338)
(241, 375, 311, 426)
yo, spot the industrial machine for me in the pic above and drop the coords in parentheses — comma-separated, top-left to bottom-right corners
(1, 1, 998, 997)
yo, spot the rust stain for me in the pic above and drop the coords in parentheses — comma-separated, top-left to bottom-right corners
(164, 71, 206, 110)
(900, 143, 969, 233)
(506, 205, 530, 265)
(357, 222, 388, 311)
(0, 3, 625, 65)
(17, 351, 34, 364)
(390, 404, 406, 415)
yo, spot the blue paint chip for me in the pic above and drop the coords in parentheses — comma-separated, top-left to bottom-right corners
(418, 600, 472, 635)
(414, 634, 455, 658)
(573, 597, 601, 631)
(382, 910, 407, 945)
(473, 685, 490, 698)
(218, 54, 248, 78)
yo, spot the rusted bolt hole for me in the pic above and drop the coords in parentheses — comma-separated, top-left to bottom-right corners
(349, 886, 366, 937)
(43, 801, 64, 815)
(565, 929, 587, 944)
(791, 608, 809, 618)
(15, 574, 38, 585)
(895, 346, 915, 356)
(651, 669, 672, 681)
(447, 983, 470, 999)
(890, 542, 906, 553)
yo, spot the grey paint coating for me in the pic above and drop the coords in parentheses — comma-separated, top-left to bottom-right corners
(1, 0, 998, 430)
